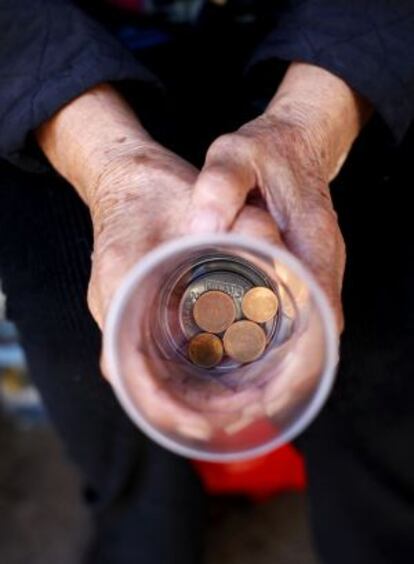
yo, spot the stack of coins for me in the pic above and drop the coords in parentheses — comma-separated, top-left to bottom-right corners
(187, 286, 279, 368)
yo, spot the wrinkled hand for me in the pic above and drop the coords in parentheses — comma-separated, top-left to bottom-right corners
(189, 114, 346, 330)
(87, 143, 196, 327)
(87, 142, 281, 437)
(37, 73, 366, 442)
(88, 142, 280, 327)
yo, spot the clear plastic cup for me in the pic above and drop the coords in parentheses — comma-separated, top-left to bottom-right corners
(104, 234, 338, 461)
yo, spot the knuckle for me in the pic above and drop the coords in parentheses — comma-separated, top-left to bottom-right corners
(99, 354, 109, 380)
(86, 279, 96, 310)
(337, 230, 346, 257)
(207, 133, 254, 163)
(206, 134, 236, 159)
(87, 279, 102, 327)
(336, 307, 345, 334)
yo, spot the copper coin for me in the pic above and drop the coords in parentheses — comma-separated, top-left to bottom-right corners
(193, 290, 236, 333)
(223, 320, 267, 363)
(188, 333, 224, 368)
(241, 286, 279, 324)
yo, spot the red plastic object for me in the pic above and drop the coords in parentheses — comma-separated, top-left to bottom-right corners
(193, 444, 306, 502)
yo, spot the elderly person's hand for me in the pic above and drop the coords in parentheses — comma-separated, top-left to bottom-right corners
(36, 84, 280, 328)
(81, 145, 281, 328)
(190, 63, 372, 331)
(36, 85, 193, 328)
(36, 83, 281, 437)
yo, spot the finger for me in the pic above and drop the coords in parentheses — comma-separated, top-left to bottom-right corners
(188, 139, 256, 233)
(87, 284, 103, 330)
(232, 205, 284, 246)
(104, 347, 213, 440)
(130, 353, 213, 440)
(262, 308, 332, 416)
(87, 237, 152, 331)
(100, 352, 109, 380)
(283, 207, 345, 332)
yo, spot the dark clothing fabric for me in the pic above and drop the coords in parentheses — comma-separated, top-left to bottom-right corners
(0, 0, 160, 171)
(1, 30, 414, 564)
(249, 1, 414, 142)
(301, 133, 414, 564)
(1, 1, 414, 171)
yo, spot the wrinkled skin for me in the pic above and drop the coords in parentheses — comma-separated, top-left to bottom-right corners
(37, 68, 364, 440)
(88, 143, 284, 438)
(87, 122, 344, 438)
(88, 142, 282, 327)
(190, 114, 346, 331)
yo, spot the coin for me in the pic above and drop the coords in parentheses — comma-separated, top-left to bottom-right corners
(179, 270, 253, 339)
(241, 286, 279, 323)
(193, 290, 236, 333)
(223, 320, 267, 363)
(188, 333, 224, 368)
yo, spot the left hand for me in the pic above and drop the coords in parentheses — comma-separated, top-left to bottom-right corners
(188, 63, 371, 333)
(189, 112, 346, 330)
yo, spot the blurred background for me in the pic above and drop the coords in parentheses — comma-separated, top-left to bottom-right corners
(0, 282, 319, 564)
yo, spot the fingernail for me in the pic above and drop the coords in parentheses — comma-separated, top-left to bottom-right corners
(189, 210, 222, 234)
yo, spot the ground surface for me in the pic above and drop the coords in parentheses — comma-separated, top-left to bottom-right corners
(0, 289, 319, 564)
(0, 413, 319, 564)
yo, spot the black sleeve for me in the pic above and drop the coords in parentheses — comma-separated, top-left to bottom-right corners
(249, 1, 414, 142)
(0, 0, 161, 170)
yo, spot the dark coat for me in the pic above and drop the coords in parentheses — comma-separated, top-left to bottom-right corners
(1, 1, 414, 169)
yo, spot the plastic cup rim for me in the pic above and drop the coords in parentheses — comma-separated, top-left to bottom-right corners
(104, 233, 338, 462)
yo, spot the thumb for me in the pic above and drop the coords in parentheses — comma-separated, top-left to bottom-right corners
(232, 205, 284, 247)
(188, 152, 255, 234)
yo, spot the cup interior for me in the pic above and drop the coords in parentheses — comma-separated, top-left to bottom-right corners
(104, 234, 338, 461)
